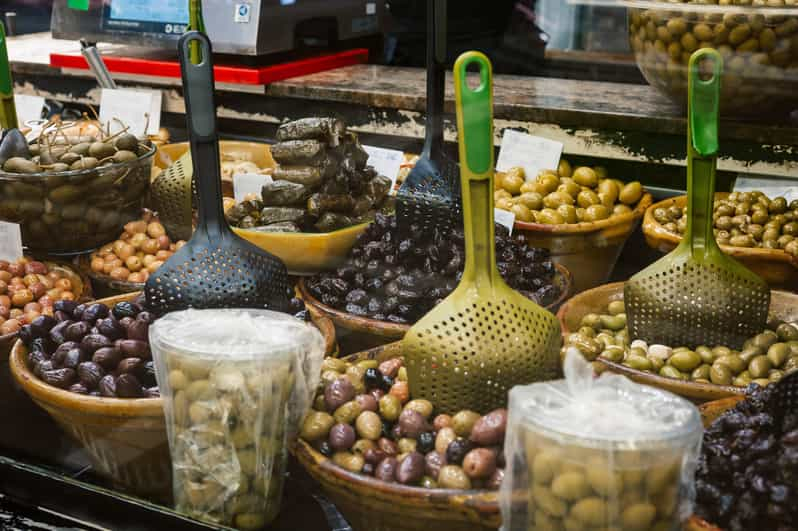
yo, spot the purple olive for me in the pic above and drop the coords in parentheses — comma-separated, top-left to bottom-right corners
(34, 360, 54, 378)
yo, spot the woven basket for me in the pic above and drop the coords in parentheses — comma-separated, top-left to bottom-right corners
(642, 193, 798, 290)
(9, 292, 337, 501)
(556, 282, 798, 402)
(513, 193, 652, 294)
(293, 341, 501, 531)
(299, 263, 573, 354)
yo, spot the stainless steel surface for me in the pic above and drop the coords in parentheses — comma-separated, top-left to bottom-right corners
(80, 41, 116, 89)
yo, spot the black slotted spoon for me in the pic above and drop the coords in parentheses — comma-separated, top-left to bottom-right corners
(396, 0, 461, 239)
(145, 31, 291, 314)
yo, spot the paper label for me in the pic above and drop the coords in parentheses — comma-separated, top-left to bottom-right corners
(99, 88, 162, 137)
(494, 208, 515, 235)
(496, 130, 563, 182)
(734, 175, 798, 203)
(366, 2, 377, 14)
(363, 145, 405, 188)
(233, 173, 272, 203)
(14, 95, 45, 126)
(0, 222, 23, 262)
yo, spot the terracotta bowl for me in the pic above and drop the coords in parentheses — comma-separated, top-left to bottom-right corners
(293, 341, 500, 531)
(556, 282, 798, 402)
(642, 193, 798, 291)
(513, 192, 652, 294)
(8, 292, 337, 500)
(300, 262, 573, 354)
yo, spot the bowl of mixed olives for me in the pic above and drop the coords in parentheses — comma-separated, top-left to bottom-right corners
(294, 342, 502, 531)
(644, 192, 798, 289)
(495, 160, 652, 293)
(628, 0, 798, 117)
(557, 282, 798, 401)
(0, 127, 155, 254)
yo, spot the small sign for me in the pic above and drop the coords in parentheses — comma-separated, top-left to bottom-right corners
(67, 0, 90, 11)
(363, 145, 405, 188)
(496, 130, 563, 182)
(14, 95, 45, 126)
(366, 2, 377, 15)
(0, 222, 23, 262)
(99, 88, 162, 137)
(734, 175, 798, 203)
(234, 3, 251, 23)
(494, 208, 515, 235)
(233, 173, 272, 204)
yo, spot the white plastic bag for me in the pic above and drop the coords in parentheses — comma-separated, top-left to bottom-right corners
(500, 349, 703, 531)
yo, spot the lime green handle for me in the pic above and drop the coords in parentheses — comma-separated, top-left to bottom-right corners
(454, 51, 497, 289)
(188, 0, 207, 65)
(0, 22, 18, 130)
(683, 48, 722, 260)
(454, 52, 493, 177)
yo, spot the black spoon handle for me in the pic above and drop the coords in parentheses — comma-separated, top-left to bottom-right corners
(178, 31, 227, 236)
(422, 0, 447, 161)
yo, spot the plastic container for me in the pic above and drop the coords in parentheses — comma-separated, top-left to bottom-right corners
(0, 145, 155, 254)
(149, 309, 325, 529)
(500, 352, 703, 531)
(627, 0, 798, 117)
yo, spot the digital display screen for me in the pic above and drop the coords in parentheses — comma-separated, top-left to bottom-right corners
(102, 0, 189, 36)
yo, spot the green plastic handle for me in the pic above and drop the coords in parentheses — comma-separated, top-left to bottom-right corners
(188, 0, 207, 65)
(684, 48, 723, 260)
(454, 52, 493, 178)
(0, 22, 18, 130)
(454, 51, 497, 289)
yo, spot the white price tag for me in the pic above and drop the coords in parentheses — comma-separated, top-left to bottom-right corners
(99, 88, 162, 137)
(734, 175, 798, 203)
(0, 222, 23, 262)
(14, 95, 45, 126)
(233, 173, 272, 204)
(494, 208, 515, 235)
(363, 145, 405, 188)
(496, 130, 563, 182)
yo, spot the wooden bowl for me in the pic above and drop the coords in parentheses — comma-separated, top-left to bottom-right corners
(682, 396, 746, 531)
(513, 193, 652, 294)
(642, 193, 798, 290)
(299, 263, 573, 353)
(556, 282, 798, 402)
(293, 341, 501, 531)
(8, 292, 337, 500)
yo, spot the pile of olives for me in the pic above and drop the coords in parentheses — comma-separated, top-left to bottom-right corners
(20, 296, 159, 398)
(307, 213, 561, 324)
(565, 298, 798, 387)
(495, 160, 644, 224)
(300, 356, 506, 490)
(0, 125, 154, 253)
(653, 191, 798, 258)
(629, 0, 798, 114)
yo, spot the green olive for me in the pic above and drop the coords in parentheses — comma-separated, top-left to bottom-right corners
(577, 189, 600, 208)
(607, 300, 625, 315)
(600, 314, 626, 331)
(535, 208, 565, 225)
(710, 363, 733, 385)
(543, 191, 574, 209)
(669, 350, 701, 372)
(551, 471, 590, 501)
(332, 451, 365, 473)
(300, 411, 334, 441)
(696, 346, 716, 364)
(451, 410, 481, 437)
(583, 204, 610, 222)
(571, 337, 603, 361)
(777, 323, 798, 342)
(570, 497, 608, 527)
(577, 326, 596, 338)
(378, 394, 402, 422)
(572, 167, 598, 188)
(619, 182, 643, 205)
(712, 345, 732, 358)
(621, 503, 657, 531)
(754, 331, 780, 350)
(333, 400, 363, 424)
(691, 364, 711, 381)
(715, 354, 745, 375)
(600, 346, 626, 363)
(625, 355, 653, 372)
(355, 411, 382, 440)
(557, 204, 578, 224)
(659, 365, 686, 380)
(769, 370, 784, 383)
(581, 313, 601, 328)
(767, 343, 789, 367)
(749, 355, 773, 379)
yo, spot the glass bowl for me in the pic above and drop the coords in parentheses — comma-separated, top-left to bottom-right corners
(0, 145, 155, 255)
(627, 0, 798, 118)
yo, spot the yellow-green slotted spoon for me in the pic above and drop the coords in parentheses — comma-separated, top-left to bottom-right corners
(625, 48, 770, 350)
(402, 52, 562, 414)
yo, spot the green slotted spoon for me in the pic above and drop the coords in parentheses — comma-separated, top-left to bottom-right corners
(625, 48, 769, 351)
(402, 51, 562, 414)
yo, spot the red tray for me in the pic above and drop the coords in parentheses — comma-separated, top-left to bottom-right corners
(50, 48, 368, 85)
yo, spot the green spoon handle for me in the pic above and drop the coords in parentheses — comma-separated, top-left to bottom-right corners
(454, 51, 496, 287)
(0, 22, 18, 130)
(685, 48, 722, 260)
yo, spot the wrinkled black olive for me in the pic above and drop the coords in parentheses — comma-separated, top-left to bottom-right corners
(30, 315, 57, 337)
(71, 304, 87, 321)
(82, 303, 109, 322)
(117, 357, 143, 376)
(112, 301, 140, 320)
(417, 431, 435, 454)
(116, 374, 143, 398)
(98, 374, 117, 397)
(18, 324, 35, 345)
(64, 321, 91, 342)
(28, 350, 47, 368)
(126, 319, 149, 341)
(96, 317, 125, 340)
(42, 368, 77, 389)
(78, 361, 104, 389)
(29, 336, 54, 354)
(63, 348, 86, 370)
(364, 368, 380, 390)
(81, 334, 112, 354)
(53, 299, 78, 315)
(346, 289, 368, 305)
(142, 361, 157, 387)
(54, 310, 72, 322)
(116, 339, 150, 359)
(69, 383, 89, 395)
(92, 347, 122, 371)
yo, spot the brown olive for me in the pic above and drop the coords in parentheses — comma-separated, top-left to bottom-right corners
(396, 451, 424, 484)
(462, 448, 497, 479)
(324, 377, 356, 412)
(470, 409, 507, 445)
(328, 423, 356, 451)
(375, 457, 398, 482)
(398, 409, 429, 438)
(378, 437, 398, 456)
(116, 373, 143, 398)
(92, 347, 122, 371)
(116, 339, 150, 359)
(425, 451, 447, 479)
(354, 393, 378, 413)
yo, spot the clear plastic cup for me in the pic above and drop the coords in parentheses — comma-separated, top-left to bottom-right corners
(149, 309, 325, 529)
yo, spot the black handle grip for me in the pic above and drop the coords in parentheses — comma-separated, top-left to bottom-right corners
(422, 0, 447, 160)
(178, 31, 227, 236)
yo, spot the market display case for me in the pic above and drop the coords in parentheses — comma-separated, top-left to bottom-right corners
(0, 0, 796, 529)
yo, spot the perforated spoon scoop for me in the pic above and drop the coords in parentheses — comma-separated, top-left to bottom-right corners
(396, 0, 461, 239)
(150, 151, 193, 241)
(145, 32, 291, 314)
(402, 52, 562, 414)
(625, 49, 769, 350)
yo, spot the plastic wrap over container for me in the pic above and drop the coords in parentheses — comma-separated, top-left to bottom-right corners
(500, 350, 703, 531)
(149, 309, 325, 529)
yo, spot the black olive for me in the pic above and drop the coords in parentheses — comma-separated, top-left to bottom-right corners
(317, 440, 333, 457)
(71, 303, 87, 321)
(367, 298, 383, 314)
(330, 278, 349, 296)
(82, 303, 109, 322)
(64, 321, 91, 342)
(81, 333, 113, 354)
(117, 357, 144, 376)
(116, 373, 143, 398)
(381, 420, 393, 438)
(142, 361, 157, 387)
(364, 368, 380, 390)
(345, 289, 368, 306)
(54, 310, 72, 322)
(96, 317, 125, 340)
(53, 299, 78, 315)
(68, 383, 89, 395)
(98, 374, 117, 397)
(144, 387, 160, 398)
(28, 350, 47, 369)
(379, 373, 394, 392)
(112, 301, 140, 320)
(29, 337, 54, 355)
(62, 348, 85, 370)
(417, 431, 435, 454)
(41, 368, 77, 389)
(78, 361, 104, 389)
(30, 315, 57, 336)
(345, 303, 367, 317)
(446, 438, 473, 465)
(18, 324, 35, 345)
